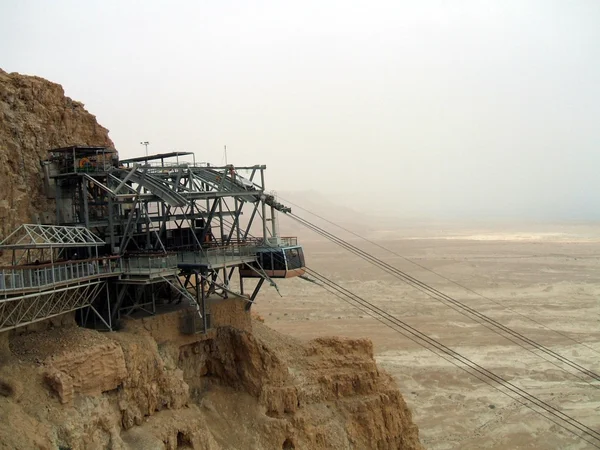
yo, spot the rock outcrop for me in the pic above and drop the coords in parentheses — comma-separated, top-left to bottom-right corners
(0, 310, 423, 450)
(0, 69, 113, 237)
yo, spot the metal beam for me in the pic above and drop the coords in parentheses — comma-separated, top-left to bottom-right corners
(225, 199, 245, 244)
(243, 201, 260, 240)
(199, 199, 220, 243)
(0, 281, 105, 332)
(247, 278, 265, 310)
(113, 166, 139, 194)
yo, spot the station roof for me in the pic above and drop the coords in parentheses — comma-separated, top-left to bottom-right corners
(48, 146, 115, 155)
(0, 224, 105, 249)
(120, 152, 194, 164)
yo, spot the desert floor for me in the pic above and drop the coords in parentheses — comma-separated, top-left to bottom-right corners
(254, 221, 600, 449)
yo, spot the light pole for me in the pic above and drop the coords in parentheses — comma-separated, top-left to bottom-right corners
(140, 141, 149, 158)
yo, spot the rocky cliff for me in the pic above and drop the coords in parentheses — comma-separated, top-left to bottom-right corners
(0, 69, 113, 237)
(0, 309, 422, 450)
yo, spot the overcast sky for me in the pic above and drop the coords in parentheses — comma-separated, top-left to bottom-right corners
(2, 0, 599, 220)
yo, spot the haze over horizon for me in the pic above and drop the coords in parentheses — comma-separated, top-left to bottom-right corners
(2, 0, 599, 220)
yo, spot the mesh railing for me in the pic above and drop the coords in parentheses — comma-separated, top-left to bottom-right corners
(0, 256, 121, 294)
(122, 253, 178, 275)
(178, 242, 258, 266)
(279, 237, 298, 246)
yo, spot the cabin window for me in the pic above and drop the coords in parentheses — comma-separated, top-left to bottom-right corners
(285, 247, 304, 270)
(272, 251, 286, 271)
(260, 252, 273, 270)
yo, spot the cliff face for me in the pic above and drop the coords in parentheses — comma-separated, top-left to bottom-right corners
(0, 71, 422, 449)
(0, 310, 422, 450)
(0, 69, 113, 237)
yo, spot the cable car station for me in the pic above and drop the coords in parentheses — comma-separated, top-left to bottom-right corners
(0, 146, 305, 334)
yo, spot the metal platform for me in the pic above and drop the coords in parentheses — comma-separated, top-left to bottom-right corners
(120, 253, 179, 279)
(0, 258, 121, 296)
(177, 246, 258, 270)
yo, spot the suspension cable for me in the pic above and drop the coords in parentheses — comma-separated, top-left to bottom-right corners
(285, 212, 600, 387)
(303, 266, 600, 448)
(279, 196, 600, 359)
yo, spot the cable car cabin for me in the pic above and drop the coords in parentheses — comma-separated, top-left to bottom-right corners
(240, 246, 306, 279)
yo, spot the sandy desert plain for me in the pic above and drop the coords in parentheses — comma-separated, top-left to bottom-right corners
(253, 217, 600, 449)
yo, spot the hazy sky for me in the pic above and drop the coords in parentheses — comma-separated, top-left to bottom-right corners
(2, 0, 599, 219)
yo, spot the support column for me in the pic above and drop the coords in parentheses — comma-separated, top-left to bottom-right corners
(261, 198, 268, 243)
(260, 168, 268, 243)
(150, 285, 155, 314)
(270, 204, 279, 239)
(145, 202, 151, 250)
(218, 198, 225, 243)
(107, 195, 115, 254)
(195, 271, 200, 317)
(235, 197, 241, 243)
(201, 269, 208, 332)
(105, 282, 111, 330)
(82, 179, 90, 229)
(56, 181, 62, 224)
(222, 267, 229, 298)
(246, 278, 265, 311)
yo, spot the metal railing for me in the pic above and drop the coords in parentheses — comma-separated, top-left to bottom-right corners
(74, 162, 115, 173)
(279, 237, 298, 247)
(204, 237, 264, 249)
(122, 253, 178, 276)
(167, 237, 264, 253)
(145, 162, 198, 170)
(178, 242, 258, 266)
(205, 244, 258, 260)
(0, 256, 121, 295)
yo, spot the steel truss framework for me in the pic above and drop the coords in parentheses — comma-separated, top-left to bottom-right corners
(56, 162, 285, 253)
(56, 157, 280, 264)
(0, 149, 296, 334)
(0, 280, 106, 332)
(1, 224, 105, 249)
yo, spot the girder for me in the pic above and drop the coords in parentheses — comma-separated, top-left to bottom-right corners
(0, 281, 105, 332)
(0, 150, 299, 334)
